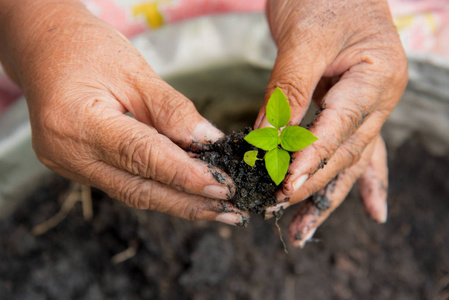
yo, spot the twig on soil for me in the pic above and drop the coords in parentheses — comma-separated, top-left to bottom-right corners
(32, 182, 93, 236)
(275, 217, 288, 254)
(81, 185, 93, 221)
(111, 240, 139, 264)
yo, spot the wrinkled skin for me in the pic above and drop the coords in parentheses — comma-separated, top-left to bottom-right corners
(260, 0, 407, 246)
(0, 0, 247, 226)
(0, 0, 407, 242)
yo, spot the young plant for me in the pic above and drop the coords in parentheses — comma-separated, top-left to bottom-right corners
(243, 87, 318, 185)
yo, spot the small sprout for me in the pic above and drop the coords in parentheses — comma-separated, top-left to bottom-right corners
(244, 150, 259, 167)
(244, 87, 318, 185)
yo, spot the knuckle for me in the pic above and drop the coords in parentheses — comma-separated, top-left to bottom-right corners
(309, 142, 332, 174)
(341, 135, 370, 166)
(369, 47, 408, 92)
(117, 132, 189, 189)
(162, 96, 193, 128)
(343, 146, 362, 167)
(117, 134, 159, 178)
(117, 180, 152, 210)
(326, 106, 367, 138)
(147, 86, 196, 129)
(168, 169, 185, 189)
(183, 202, 203, 221)
(340, 105, 369, 129)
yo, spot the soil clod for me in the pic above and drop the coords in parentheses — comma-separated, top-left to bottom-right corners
(199, 128, 277, 214)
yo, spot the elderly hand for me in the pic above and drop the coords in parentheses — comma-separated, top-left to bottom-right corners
(0, 0, 248, 226)
(259, 0, 408, 246)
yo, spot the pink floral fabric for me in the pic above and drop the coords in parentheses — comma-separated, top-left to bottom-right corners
(1, 0, 449, 115)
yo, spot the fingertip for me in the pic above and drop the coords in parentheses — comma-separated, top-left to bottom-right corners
(264, 202, 290, 220)
(290, 174, 309, 194)
(377, 207, 388, 223)
(205, 164, 235, 197)
(203, 185, 232, 200)
(282, 181, 294, 196)
(192, 120, 224, 144)
(369, 197, 388, 224)
(215, 212, 249, 227)
(276, 192, 290, 204)
(296, 228, 317, 249)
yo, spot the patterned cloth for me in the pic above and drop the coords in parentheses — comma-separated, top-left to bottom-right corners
(1, 0, 449, 114)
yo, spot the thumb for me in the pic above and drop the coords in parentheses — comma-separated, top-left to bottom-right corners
(119, 76, 223, 149)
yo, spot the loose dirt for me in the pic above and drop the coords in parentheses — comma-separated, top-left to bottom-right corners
(1, 139, 448, 299)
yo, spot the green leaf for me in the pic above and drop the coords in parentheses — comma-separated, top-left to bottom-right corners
(280, 126, 318, 152)
(244, 127, 279, 151)
(264, 148, 290, 185)
(244, 150, 259, 167)
(266, 87, 291, 129)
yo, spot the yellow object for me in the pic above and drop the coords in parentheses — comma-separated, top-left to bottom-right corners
(394, 13, 438, 34)
(394, 15, 414, 32)
(424, 12, 438, 34)
(133, 3, 164, 29)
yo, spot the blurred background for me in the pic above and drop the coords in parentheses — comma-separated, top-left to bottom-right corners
(1, 1, 449, 299)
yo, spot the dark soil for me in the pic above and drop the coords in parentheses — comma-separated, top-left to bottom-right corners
(1, 139, 449, 300)
(199, 128, 277, 214)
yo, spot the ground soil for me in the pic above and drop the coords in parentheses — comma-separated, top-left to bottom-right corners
(0, 139, 448, 300)
(199, 128, 277, 214)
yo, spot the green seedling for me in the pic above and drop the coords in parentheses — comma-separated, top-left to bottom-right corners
(243, 87, 318, 185)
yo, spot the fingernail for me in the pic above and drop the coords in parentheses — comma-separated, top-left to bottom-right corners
(216, 213, 242, 226)
(293, 174, 309, 192)
(376, 204, 388, 224)
(297, 228, 317, 248)
(192, 121, 224, 143)
(264, 202, 290, 220)
(204, 185, 230, 200)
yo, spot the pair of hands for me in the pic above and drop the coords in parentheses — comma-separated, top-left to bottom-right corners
(0, 0, 407, 247)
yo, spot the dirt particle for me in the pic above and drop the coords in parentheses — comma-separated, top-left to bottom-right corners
(238, 216, 250, 227)
(318, 158, 328, 169)
(358, 111, 370, 127)
(312, 193, 331, 211)
(190, 140, 211, 152)
(208, 167, 227, 185)
(274, 207, 285, 219)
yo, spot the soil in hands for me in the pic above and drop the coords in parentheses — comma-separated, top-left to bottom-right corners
(199, 128, 278, 214)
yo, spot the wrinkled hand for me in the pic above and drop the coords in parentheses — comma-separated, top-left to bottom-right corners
(259, 0, 408, 246)
(0, 0, 247, 226)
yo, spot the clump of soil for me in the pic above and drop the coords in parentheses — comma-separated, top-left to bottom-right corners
(199, 128, 277, 214)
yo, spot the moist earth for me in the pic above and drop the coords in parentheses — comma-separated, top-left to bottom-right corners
(199, 128, 278, 214)
(0, 139, 448, 299)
